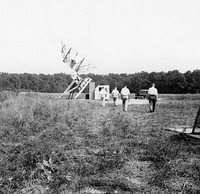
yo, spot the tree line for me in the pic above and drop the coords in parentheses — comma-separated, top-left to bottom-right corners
(0, 69, 200, 94)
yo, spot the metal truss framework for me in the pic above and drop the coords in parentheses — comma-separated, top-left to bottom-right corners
(60, 42, 94, 99)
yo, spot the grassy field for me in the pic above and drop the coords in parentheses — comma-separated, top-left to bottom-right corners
(0, 91, 200, 194)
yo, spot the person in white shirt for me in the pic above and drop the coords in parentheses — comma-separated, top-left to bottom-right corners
(148, 83, 158, 112)
(111, 87, 120, 106)
(120, 86, 130, 112)
(100, 87, 107, 107)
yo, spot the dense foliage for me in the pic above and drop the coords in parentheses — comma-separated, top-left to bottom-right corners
(1, 69, 200, 94)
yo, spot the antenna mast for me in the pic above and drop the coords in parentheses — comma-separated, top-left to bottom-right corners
(60, 42, 95, 99)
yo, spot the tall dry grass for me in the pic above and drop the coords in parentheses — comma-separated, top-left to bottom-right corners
(0, 92, 139, 193)
(0, 91, 199, 193)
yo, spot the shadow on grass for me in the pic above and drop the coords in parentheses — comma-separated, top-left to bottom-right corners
(169, 133, 200, 145)
(139, 132, 200, 193)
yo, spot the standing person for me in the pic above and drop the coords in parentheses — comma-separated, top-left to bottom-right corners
(111, 87, 120, 106)
(148, 83, 158, 112)
(120, 86, 130, 112)
(100, 87, 107, 107)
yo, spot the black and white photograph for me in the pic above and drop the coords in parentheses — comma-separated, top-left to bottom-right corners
(0, 0, 200, 193)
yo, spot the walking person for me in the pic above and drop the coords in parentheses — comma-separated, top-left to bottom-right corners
(100, 87, 107, 107)
(148, 83, 158, 112)
(120, 86, 130, 112)
(111, 87, 120, 106)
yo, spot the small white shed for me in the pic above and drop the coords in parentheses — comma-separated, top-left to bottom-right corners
(94, 85, 110, 100)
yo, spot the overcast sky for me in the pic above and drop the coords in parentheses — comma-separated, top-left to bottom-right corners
(0, 0, 200, 75)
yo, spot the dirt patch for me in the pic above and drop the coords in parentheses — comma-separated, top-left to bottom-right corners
(106, 98, 165, 105)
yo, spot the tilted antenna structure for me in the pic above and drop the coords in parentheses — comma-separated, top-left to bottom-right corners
(60, 42, 95, 99)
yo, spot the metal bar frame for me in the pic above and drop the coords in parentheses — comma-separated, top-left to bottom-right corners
(192, 107, 200, 134)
